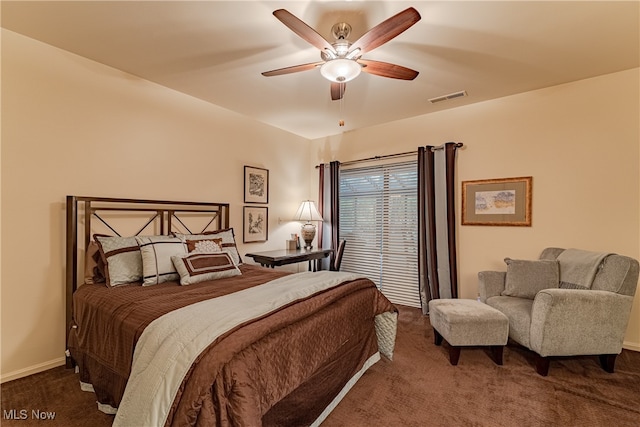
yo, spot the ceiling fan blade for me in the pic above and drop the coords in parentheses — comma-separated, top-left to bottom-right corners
(349, 7, 421, 55)
(331, 82, 346, 101)
(262, 61, 324, 77)
(358, 59, 419, 80)
(273, 9, 334, 53)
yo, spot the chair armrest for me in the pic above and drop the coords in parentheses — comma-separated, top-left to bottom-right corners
(530, 289, 634, 357)
(478, 271, 506, 302)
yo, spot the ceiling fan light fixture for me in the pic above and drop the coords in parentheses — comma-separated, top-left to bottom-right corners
(320, 59, 361, 83)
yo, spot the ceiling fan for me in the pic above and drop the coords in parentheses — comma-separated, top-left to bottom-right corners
(262, 7, 421, 101)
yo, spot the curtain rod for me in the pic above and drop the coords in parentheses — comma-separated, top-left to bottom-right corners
(314, 142, 463, 168)
(432, 142, 464, 151)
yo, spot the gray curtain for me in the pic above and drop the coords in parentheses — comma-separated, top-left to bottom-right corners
(418, 143, 461, 314)
(318, 161, 340, 270)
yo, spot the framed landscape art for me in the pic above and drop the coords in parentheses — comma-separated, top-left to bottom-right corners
(243, 206, 268, 243)
(461, 176, 532, 226)
(244, 166, 269, 204)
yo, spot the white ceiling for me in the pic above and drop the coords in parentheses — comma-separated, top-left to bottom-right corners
(2, 1, 638, 140)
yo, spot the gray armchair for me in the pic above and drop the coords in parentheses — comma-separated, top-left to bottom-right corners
(478, 247, 639, 375)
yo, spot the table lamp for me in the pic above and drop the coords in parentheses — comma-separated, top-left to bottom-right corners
(293, 200, 323, 249)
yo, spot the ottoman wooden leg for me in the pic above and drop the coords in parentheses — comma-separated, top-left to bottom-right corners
(433, 328, 443, 346)
(491, 346, 504, 365)
(599, 354, 617, 373)
(449, 347, 461, 365)
(536, 356, 550, 376)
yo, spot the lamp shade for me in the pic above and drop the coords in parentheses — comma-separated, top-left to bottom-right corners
(293, 200, 323, 223)
(320, 59, 362, 83)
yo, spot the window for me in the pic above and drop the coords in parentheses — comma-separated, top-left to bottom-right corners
(339, 161, 420, 307)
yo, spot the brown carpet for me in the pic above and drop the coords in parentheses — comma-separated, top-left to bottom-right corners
(2, 305, 639, 427)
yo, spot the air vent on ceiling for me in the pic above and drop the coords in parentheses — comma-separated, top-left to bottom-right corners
(428, 90, 468, 104)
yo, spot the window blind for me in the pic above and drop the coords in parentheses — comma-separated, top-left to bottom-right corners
(339, 161, 420, 307)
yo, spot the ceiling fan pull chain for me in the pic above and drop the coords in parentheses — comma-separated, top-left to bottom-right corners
(339, 86, 345, 127)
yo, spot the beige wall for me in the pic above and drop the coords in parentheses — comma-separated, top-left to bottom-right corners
(0, 30, 313, 381)
(311, 68, 640, 350)
(2, 27, 639, 381)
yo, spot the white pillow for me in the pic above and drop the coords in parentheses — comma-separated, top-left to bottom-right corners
(171, 251, 241, 285)
(135, 236, 187, 286)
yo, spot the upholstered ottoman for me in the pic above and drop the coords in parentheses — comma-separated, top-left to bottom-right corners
(428, 299, 509, 366)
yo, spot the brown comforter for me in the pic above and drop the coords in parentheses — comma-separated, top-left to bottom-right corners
(68, 264, 396, 426)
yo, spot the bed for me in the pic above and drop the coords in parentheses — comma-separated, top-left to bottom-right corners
(65, 196, 397, 426)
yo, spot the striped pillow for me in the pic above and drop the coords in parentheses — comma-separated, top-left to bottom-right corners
(171, 251, 241, 285)
(94, 235, 143, 287)
(135, 236, 187, 286)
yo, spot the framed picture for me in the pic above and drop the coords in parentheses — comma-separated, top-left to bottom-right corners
(244, 166, 269, 204)
(462, 176, 532, 226)
(243, 206, 268, 242)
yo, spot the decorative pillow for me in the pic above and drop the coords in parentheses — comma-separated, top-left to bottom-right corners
(501, 258, 560, 299)
(175, 228, 242, 265)
(171, 251, 241, 285)
(186, 238, 223, 253)
(94, 234, 143, 287)
(84, 241, 106, 284)
(135, 236, 187, 286)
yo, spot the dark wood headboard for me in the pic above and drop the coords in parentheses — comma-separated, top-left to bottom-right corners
(65, 196, 230, 366)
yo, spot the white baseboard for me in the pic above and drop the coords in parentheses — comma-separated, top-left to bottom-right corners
(623, 341, 640, 352)
(0, 357, 66, 384)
